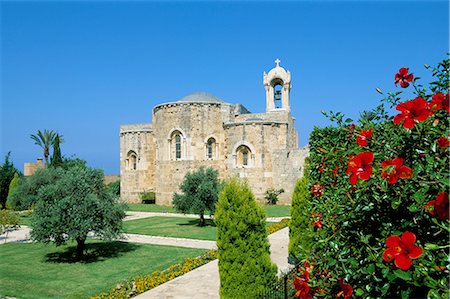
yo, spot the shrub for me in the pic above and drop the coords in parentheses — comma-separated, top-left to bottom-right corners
(265, 188, 284, 205)
(106, 180, 120, 197)
(0, 152, 20, 209)
(267, 218, 290, 235)
(288, 159, 312, 262)
(0, 208, 19, 233)
(292, 58, 449, 298)
(215, 178, 277, 298)
(92, 250, 217, 299)
(7, 167, 64, 210)
(139, 191, 155, 204)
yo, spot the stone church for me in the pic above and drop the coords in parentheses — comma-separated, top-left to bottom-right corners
(120, 60, 308, 205)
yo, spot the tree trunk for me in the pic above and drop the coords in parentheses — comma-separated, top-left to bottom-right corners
(76, 237, 86, 259)
(199, 214, 205, 227)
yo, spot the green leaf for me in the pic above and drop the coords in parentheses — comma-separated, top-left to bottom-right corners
(391, 198, 401, 209)
(355, 288, 364, 296)
(345, 118, 353, 123)
(394, 269, 412, 281)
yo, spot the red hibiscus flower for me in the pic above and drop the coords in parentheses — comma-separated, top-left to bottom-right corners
(311, 183, 324, 197)
(430, 93, 450, 113)
(437, 136, 450, 148)
(383, 232, 423, 270)
(381, 157, 413, 184)
(293, 276, 312, 299)
(356, 128, 373, 147)
(393, 97, 431, 129)
(312, 212, 323, 229)
(337, 278, 353, 299)
(346, 152, 374, 185)
(395, 67, 414, 88)
(425, 192, 449, 220)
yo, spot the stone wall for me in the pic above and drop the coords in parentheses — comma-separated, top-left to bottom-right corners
(120, 124, 155, 202)
(24, 158, 45, 176)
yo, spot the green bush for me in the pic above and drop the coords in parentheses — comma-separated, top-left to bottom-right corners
(288, 160, 312, 262)
(0, 152, 20, 209)
(140, 191, 156, 204)
(7, 167, 64, 210)
(0, 208, 19, 233)
(264, 188, 284, 205)
(107, 180, 120, 197)
(215, 178, 277, 299)
(294, 58, 449, 298)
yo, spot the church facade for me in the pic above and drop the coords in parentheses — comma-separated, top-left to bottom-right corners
(120, 60, 308, 205)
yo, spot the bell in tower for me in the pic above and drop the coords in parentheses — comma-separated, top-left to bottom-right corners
(263, 59, 292, 112)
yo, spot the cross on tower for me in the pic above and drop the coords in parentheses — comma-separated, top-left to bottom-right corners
(275, 58, 281, 67)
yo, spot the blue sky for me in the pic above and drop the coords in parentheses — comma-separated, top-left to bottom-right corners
(1, 0, 448, 174)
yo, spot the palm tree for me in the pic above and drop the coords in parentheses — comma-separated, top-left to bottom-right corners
(30, 130, 63, 166)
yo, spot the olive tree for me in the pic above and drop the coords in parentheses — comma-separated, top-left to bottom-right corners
(172, 166, 220, 226)
(30, 164, 126, 259)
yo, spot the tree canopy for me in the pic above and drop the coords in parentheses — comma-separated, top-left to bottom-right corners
(30, 163, 126, 259)
(172, 166, 220, 226)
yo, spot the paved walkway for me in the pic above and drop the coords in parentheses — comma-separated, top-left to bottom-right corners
(135, 227, 291, 299)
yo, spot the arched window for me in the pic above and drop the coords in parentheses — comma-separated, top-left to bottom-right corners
(170, 130, 184, 160)
(236, 145, 252, 167)
(206, 137, 216, 160)
(273, 82, 283, 109)
(127, 151, 137, 171)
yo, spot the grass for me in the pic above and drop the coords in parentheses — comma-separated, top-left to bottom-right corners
(0, 240, 206, 299)
(262, 205, 291, 217)
(123, 216, 275, 240)
(123, 216, 217, 240)
(126, 203, 291, 217)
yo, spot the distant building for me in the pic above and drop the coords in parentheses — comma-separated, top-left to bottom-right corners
(24, 158, 45, 176)
(120, 60, 309, 205)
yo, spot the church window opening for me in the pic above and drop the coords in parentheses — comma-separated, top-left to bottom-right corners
(236, 145, 252, 167)
(274, 83, 283, 109)
(175, 134, 181, 159)
(169, 130, 184, 160)
(206, 137, 216, 159)
(127, 151, 137, 171)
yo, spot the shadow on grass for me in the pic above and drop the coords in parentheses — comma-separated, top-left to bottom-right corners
(177, 218, 217, 227)
(45, 241, 140, 264)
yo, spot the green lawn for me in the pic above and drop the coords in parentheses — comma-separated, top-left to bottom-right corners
(0, 240, 206, 299)
(123, 216, 217, 240)
(126, 203, 291, 217)
(262, 205, 291, 217)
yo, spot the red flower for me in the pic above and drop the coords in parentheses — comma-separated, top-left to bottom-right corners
(383, 232, 423, 270)
(356, 128, 373, 147)
(430, 93, 449, 113)
(437, 137, 450, 148)
(381, 157, 413, 184)
(293, 277, 312, 299)
(395, 67, 414, 88)
(337, 278, 353, 298)
(312, 212, 323, 229)
(346, 152, 374, 185)
(425, 192, 449, 220)
(393, 97, 431, 129)
(332, 165, 339, 178)
(311, 183, 324, 197)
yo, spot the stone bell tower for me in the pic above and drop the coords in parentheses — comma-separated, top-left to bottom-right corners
(263, 59, 292, 112)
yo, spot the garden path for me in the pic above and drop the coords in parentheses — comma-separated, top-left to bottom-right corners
(134, 227, 291, 299)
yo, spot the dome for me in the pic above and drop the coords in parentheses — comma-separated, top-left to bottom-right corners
(177, 92, 223, 103)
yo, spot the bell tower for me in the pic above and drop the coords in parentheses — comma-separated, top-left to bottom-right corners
(263, 59, 291, 112)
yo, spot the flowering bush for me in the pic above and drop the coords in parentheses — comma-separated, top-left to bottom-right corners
(291, 58, 449, 298)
